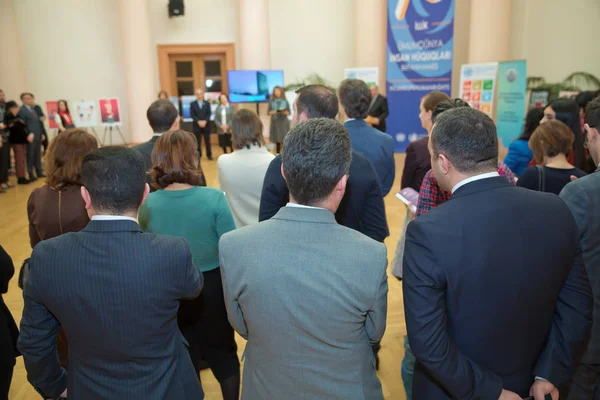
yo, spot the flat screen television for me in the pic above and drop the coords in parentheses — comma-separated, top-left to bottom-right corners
(228, 70, 284, 103)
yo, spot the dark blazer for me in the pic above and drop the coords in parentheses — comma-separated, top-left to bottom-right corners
(18, 219, 204, 400)
(259, 151, 389, 242)
(190, 100, 211, 134)
(18, 105, 44, 139)
(368, 95, 388, 132)
(560, 167, 600, 364)
(401, 136, 430, 192)
(0, 245, 19, 370)
(4, 113, 29, 143)
(403, 177, 593, 399)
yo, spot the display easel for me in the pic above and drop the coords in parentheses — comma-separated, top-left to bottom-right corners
(102, 126, 126, 146)
(86, 127, 101, 144)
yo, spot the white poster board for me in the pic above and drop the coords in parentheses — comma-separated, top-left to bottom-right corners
(344, 67, 379, 87)
(72, 100, 98, 128)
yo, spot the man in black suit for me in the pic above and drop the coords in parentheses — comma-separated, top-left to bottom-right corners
(368, 84, 388, 132)
(18, 147, 204, 400)
(132, 99, 180, 192)
(190, 88, 212, 160)
(403, 107, 593, 400)
(259, 84, 389, 243)
(18, 92, 45, 181)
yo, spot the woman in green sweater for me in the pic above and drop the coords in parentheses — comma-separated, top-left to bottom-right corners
(138, 130, 240, 400)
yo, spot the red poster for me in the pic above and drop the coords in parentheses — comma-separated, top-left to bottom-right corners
(98, 98, 121, 126)
(45, 101, 59, 129)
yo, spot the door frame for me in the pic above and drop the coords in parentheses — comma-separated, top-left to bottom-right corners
(157, 43, 236, 95)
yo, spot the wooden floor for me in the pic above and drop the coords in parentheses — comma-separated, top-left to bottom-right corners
(2, 147, 408, 400)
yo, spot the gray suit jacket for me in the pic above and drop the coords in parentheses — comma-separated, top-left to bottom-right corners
(18, 105, 44, 139)
(560, 166, 600, 364)
(219, 206, 388, 400)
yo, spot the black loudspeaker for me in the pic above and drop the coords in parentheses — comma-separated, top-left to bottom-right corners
(168, 0, 184, 17)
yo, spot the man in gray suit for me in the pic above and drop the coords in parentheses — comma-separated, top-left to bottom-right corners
(220, 118, 388, 400)
(560, 97, 600, 399)
(18, 92, 45, 181)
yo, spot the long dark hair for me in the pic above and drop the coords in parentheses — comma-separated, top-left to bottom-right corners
(58, 99, 70, 114)
(518, 107, 544, 141)
(546, 98, 584, 168)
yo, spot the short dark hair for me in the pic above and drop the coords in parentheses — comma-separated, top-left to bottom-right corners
(518, 107, 544, 141)
(338, 79, 371, 119)
(576, 91, 597, 111)
(295, 85, 338, 119)
(147, 99, 178, 133)
(231, 109, 264, 149)
(431, 98, 470, 123)
(20, 92, 33, 100)
(431, 107, 498, 174)
(81, 146, 147, 214)
(585, 97, 600, 128)
(422, 91, 450, 112)
(150, 130, 204, 189)
(6, 101, 18, 110)
(282, 118, 352, 206)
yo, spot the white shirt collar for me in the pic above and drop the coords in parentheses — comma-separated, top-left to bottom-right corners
(153, 131, 166, 137)
(345, 118, 356, 122)
(286, 203, 326, 210)
(91, 215, 138, 223)
(451, 172, 500, 193)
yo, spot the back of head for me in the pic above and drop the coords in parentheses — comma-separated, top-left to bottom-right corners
(338, 79, 371, 119)
(519, 107, 544, 140)
(282, 118, 352, 206)
(150, 130, 204, 189)
(147, 99, 178, 133)
(431, 98, 471, 124)
(231, 109, 264, 149)
(82, 146, 146, 215)
(295, 85, 338, 119)
(575, 91, 596, 112)
(585, 97, 600, 128)
(422, 91, 451, 113)
(431, 107, 498, 174)
(530, 120, 574, 164)
(45, 129, 99, 190)
(549, 98, 580, 134)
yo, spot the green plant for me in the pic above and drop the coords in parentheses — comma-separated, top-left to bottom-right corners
(527, 71, 600, 101)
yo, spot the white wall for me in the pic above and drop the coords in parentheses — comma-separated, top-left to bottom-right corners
(13, 0, 130, 143)
(510, 0, 600, 83)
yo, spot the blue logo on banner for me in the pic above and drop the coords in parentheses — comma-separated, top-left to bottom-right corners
(386, 0, 455, 152)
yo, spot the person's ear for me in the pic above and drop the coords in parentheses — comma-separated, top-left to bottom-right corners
(280, 164, 287, 182)
(336, 174, 348, 196)
(438, 153, 452, 176)
(140, 183, 150, 206)
(81, 186, 92, 210)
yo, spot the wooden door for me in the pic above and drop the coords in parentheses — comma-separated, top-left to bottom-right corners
(169, 54, 227, 96)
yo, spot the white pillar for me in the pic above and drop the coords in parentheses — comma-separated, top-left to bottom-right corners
(0, 0, 27, 98)
(239, 0, 271, 69)
(119, 0, 157, 144)
(468, 0, 511, 63)
(354, 0, 387, 92)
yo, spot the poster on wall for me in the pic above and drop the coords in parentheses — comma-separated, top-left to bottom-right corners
(45, 101, 59, 129)
(529, 88, 551, 109)
(72, 100, 98, 128)
(496, 60, 527, 147)
(181, 95, 196, 122)
(458, 62, 499, 118)
(98, 98, 121, 126)
(386, 0, 455, 152)
(344, 67, 379, 87)
(204, 92, 221, 121)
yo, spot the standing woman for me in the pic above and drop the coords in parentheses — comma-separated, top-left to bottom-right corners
(503, 107, 544, 177)
(268, 86, 290, 153)
(4, 101, 31, 185)
(138, 130, 240, 400)
(541, 98, 585, 170)
(214, 93, 234, 154)
(54, 100, 75, 132)
(158, 90, 169, 100)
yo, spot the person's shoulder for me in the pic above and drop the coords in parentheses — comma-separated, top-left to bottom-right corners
(564, 170, 600, 193)
(220, 222, 268, 250)
(217, 152, 233, 167)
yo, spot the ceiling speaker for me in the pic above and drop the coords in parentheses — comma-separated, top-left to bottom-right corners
(168, 0, 184, 17)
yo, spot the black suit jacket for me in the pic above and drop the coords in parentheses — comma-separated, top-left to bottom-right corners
(368, 95, 388, 132)
(259, 151, 389, 242)
(190, 100, 211, 134)
(403, 177, 592, 399)
(401, 136, 430, 192)
(18, 220, 204, 400)
(0, 245, 19, 369)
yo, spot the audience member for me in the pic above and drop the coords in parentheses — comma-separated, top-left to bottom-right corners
(138, 130, 240, 400)
(403, 106, 592, 400)
(5, 101, 30, 184)
(1, 245, 19, 399)
(339, 78, 395, 196)
(268, 86, 290, 153)
(575, 91, 598, 173)
(32, 96, 49, 154)
(54, 100, 75, 132)
(0, 90, 11, 192)
(401, 91, 450, 192)
(218, 109, 274, 227)
(215, 93, 234, 154)
(367, 83, 389, 132)
(18, 93, 45, 181)
(259, 84, 389, 242)
(416, 99, 516, 216)
(518, 120, 586, 194)
(18, 146, 204, 399)
(157, 90, 169, 99)
(542, 98, 586, 170)
(560, 97, 600, 399)
(191, 88, 212, 160)
(220, 118, 388, 400)
(132, 99, 183, 192)
(503, 107, 544, 177)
